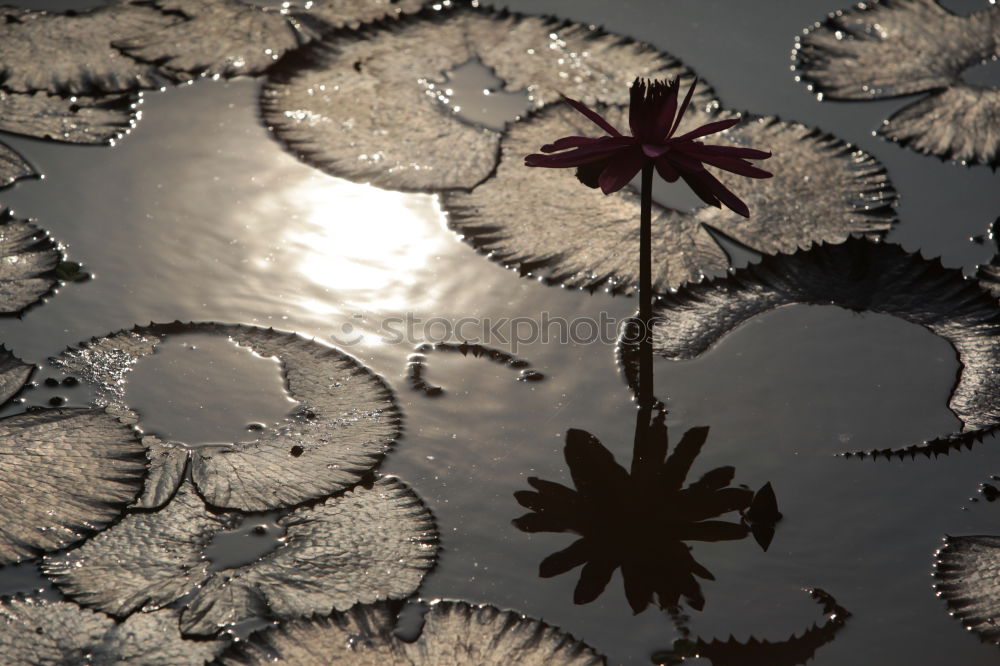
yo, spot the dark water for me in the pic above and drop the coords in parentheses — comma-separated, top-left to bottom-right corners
(0, 0, 997, 664)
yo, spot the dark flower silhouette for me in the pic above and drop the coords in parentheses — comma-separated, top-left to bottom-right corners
(524, 77, 772, 217)
(513, 408, 776, 613)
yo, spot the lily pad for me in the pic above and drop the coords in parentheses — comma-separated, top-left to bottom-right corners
(44, 477, 439, 636)
(52, 322, 401, 511)
(215, 600, 606, 664)
(115, 0, 304, 81)
(641, 237, 1000, 454)
(0, 210, 64, 314)
(935, 535, 1000, 644)
(0, 408, 146, 565)
(0, 142, 37, 191)
(260, 3, 685, 191)
(294, 0, 425, 32)
(0, 89, 139, 145)
(794, 0, 1000, 166)
(657, 588, 849, 666)
(0, 598, 226, 665)
(0, 346, 32, 407)
(443, 104, 895, 292)
(0, 1, 174, 95)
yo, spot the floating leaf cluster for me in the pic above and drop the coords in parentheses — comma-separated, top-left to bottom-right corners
(795, 0, 1000, 166)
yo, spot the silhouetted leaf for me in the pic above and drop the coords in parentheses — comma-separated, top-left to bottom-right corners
(642, 237, 1000, 455)
(53, 322, 401, 511)
(935, 535, 1000, 644)
(657, 588, 850, 666)
(0, 408, 146, 565)
(0, 598, 226, 665)
(794, 0, 1000, 166)
(260, 4, 686, 191)
(0, 209, 62, 314)
(216, 600, 606, 665)
(45, 477, 438, 636)
(116, 0, 303, 81)
(0, 142, 36, 191)
(0, 90, 138, 145)
(0, 1, 173, 94)
(443, 105, 894, 292)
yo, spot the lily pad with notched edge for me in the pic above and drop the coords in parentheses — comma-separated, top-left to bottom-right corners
(115, 0, 428, 82)
(935, 535, 1000, 644)
(0, 209, 62, 314)
(794, 0, 1000, 166)
(0, 1, 174, 95)
(0, 598, 227, 665)
(52, 322, 401, 511)
(260, 3, 686, 191)
(0, 90, 139, 145)
(637, 237, 1000, 455)
(0, 143, 36, 191)
(44, 477, 439, 636)
(443, 104, 894, 292)
(0, 408, 146, 565)
(115, 0, 305, 81)
(0, 346, 32, 407)
(215, 600, 606, 665)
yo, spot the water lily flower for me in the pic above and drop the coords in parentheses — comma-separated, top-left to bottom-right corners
(525, 77, 772, 217)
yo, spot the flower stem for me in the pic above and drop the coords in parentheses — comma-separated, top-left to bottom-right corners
(638, 163, 654, 413)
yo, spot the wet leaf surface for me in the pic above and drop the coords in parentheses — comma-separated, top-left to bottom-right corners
(293, 0, 425, 32)
(794, 0, 1000, 166)
(444, 105, 895, 292)
(44, 477, 439, 636)
(260, 3, 684, 191)
(0, 142, 36, 191)
(0, 1, 173, 94)
(52, 322, 401, 511)
(116, 0, 304, 81)
(935, 535, 1000, 645)
(0, 209, 62, 315)
(216, 600, 606, 664)
(0, 346, 32, 407)
(0, 90, 138, 145)
(0, 598, 226, 665)
(0, 408, 146, 565)
(641, 237, 1000, 455)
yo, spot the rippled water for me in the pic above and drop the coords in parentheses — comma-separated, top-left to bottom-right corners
(0, 0, 999, 664)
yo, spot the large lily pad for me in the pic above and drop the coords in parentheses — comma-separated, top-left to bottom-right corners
(0, 90, 139, 145)
(116, 0, 429, 82)
(44, 477, 439, 636)
(0, 408, 147, 565)
(0, 598, 226, 665)
(115, 0, 304, 81)
(52, 322, 401, 511)
(640, 237, 1000, 455)
(794, 0, 1000, 166)
(260, 3, 685, 191)
(443, 104, 894, 292)
(216, 600, 605, 665)
(0, 209, 63, 315)
(935, 535, 1000, 644)
(0, 1, 173, 95)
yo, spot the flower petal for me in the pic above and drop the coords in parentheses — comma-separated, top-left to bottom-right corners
(690, 151, 774, 179)
(654, 158, 679, 182)
(667, 77, 698, 139)
(562, 95, 623, 137)
(694, 168, 752, 218)
(598, 147, 647, 194)
(539, 538, 591, 578)
(526, 138, 633, 168)
(672, 117, 741, 143)
(540, 135, 603, 152)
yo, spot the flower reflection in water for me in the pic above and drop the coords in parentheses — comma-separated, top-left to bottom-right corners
(513, 406, 778, 614)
